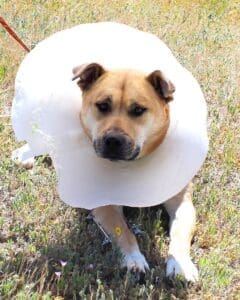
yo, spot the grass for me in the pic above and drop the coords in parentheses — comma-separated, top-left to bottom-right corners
(0, 0, 240, 299)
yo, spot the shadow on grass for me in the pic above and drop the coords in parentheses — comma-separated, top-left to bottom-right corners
(1, 206, 197, 299)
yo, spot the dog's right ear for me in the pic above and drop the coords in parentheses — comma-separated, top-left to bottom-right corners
(72, 63, 105, 91)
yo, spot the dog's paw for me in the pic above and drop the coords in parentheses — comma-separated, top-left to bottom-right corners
(12, 144, 35, 169)
(122, 250, 149, 273)
(166, 255, 199, 282)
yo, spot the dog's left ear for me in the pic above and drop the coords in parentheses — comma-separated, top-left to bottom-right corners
(72, 63, 106, 91)
(146, 70, 175, 102)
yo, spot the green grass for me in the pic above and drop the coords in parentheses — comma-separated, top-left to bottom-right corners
(0, 0, 240, 299)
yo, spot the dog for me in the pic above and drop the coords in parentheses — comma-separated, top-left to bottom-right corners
(71, 63, 198, 282)
(12, 22, 208, 283)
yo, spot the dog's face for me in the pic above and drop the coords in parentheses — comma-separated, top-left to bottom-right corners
(73, 63, 175, 161)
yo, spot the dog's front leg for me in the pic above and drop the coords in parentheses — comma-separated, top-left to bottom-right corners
(164, 184, 199, 282)
(92, 205, 149, 272)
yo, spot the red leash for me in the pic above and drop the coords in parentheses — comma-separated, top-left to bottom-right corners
(0, 17, 30, 52)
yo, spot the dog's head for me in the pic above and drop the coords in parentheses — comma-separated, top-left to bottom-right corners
(72, 63, 175, 161)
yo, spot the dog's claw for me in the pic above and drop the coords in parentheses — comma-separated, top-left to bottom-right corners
(166, 256, 199, 282)
(122, 250, 149, 273)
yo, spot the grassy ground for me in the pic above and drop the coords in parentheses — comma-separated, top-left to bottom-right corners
(0, 0, 239, 299)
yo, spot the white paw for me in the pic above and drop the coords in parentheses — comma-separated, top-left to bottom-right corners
(12, 144, 35, 169)
(166, 256, 199, 282)
(122, 250, 149, 273)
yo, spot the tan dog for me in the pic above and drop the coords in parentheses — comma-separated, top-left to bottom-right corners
(72, 63, 199, 282)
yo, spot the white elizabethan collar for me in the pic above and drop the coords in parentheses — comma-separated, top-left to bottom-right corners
(12, 22, 208, 209)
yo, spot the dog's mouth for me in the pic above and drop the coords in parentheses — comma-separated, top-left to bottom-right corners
(93, 132, 140, 161)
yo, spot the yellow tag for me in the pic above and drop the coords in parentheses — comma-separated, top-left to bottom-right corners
(115, 226, 122, 237)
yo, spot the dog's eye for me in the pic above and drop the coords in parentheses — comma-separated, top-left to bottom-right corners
(95, 101, 111, 114)
(129, 104, 147, 117)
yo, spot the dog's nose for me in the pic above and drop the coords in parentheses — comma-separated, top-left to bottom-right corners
(94, 130, 138, 161)
(104, 135, 124, 150)
(102, 132, 132, 160)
